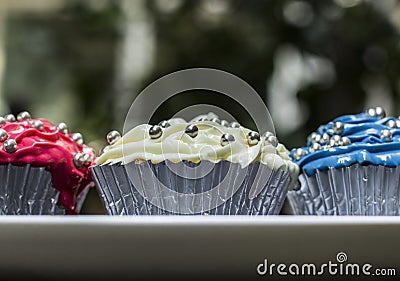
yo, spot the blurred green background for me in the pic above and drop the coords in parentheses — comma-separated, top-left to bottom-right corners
(0, 0, 399, 214)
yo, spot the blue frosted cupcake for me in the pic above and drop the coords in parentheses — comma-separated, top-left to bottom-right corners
(288, 106, 400, 215)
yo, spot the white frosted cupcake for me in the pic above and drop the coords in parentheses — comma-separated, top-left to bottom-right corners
(92, 113, 298, 215)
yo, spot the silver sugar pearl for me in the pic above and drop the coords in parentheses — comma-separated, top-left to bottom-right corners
(263, 131, 275, 139)
(230, 122, 241, 128)
(3, 139, 17, 153)
(320, 133, 330, 144)
(366, 108, 376, 117)
(266, 135, 279, 147)
(17, 111, 31, 121)
(221, 133, 235, 146)
(293, 148, 307, 160)
(185, 124, 199, 138)
(83, 154, 93, 166)
(329, 135, 342, 147)
(31, 120, 44, 131)
(4, 114, 16, 122)
(158, 120, 171, 128)
(220, 120, 229, 127)
(380, 129, 392, 141)
(333, 121, 345, 135)
(375, 106, 386, 118)
(313, 134, 322, 143)
(57, 123, 68, 134)
(342, 136, 351, 146)
(0, 117, 5, 125)
(307, 132, 317, 143)
(149, 125, 162, 139)
(106, 130, 121, 145)
(247, 131, 260, 146)
(386, 120, 397, 128)
(309, 142, 322, 153)
(0, 129, 7, 142)
(72, 133, 84, 145)
(210, 118, 221, 124)
(74, 153, 84, 167)
(396, 120, 400, 128)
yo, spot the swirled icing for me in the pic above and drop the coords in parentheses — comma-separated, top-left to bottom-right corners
(291, 110, 400, 176)
(0, 117, 95, 214)
(96, 113, 299, 180)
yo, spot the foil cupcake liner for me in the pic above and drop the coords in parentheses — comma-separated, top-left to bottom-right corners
(91, 160, 292, 215)
(75, 186, 90, 213)
(287, 164, 400, 215)
(0, 164, 65, 215)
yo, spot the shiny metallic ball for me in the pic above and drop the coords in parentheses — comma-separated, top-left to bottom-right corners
(263, 131, 275, 139)
(320, 133, 330, 144)
(31, 120, 44, 131)
(307, 132, 317, 143)
(4, 114, 16, 122)
(230, 122, 241, 128)
(309, 142, 322, 153)
(329, 135, 342, 147)
(266, 135, 279, 147)
(83, 154, 93, 166)
(106, 130, 121, 145)
(342, 136, 351, 146)
(149, 125, 162, 139)
(73, 153, 84, 167)
(3, 139, 17, 153)
(380, 129, 392, 141)
(0, 129, 7, 142)
(72, 133, 84, 145)
(313, 134, 322, 143)
(0, 117, 5, 125)
(185, 124, 199, 138)
(220, 120, 229, 127)
(247, 131, 260, 145)
(210, 118, 221, 124)
(333, 121, 344, 135)
(17, 111, 31, 121)
(158, 120, 171, 128)
(386, 120, 397, 128)
(293, 148, 307, 160)
(375, 106, 386, 118)
(57, 123, 68, 134)
(366, 108, 376, 117)
(221, 133, 235, 146)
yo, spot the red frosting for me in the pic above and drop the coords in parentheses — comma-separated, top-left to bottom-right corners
(0, 118, 95, 214)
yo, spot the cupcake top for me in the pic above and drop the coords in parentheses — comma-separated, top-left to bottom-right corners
(291, 106, 400, 176)
(96, 113, 298, 180)
(0, 112, 95, 214)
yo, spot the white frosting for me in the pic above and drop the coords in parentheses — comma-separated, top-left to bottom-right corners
(96, 113, 299, 180)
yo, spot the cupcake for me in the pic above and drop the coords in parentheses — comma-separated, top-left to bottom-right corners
(0, 111, 95, 215)
(288, 106, 400, 215)
(92, 113, 298, 215)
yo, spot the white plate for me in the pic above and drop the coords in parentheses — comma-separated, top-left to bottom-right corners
(0, 216, 399, 280)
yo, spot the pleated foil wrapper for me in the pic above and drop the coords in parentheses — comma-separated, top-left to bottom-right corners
(0, 164, 65, 215)
(0, 164, 89, 215)
(91, 160, 292, 215)
(287, 164, 400, 215)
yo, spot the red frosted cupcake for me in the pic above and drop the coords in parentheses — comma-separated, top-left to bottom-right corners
(0, 111, 95, 215)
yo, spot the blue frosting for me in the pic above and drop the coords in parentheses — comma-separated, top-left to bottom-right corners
(291, 111, 400, 176)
